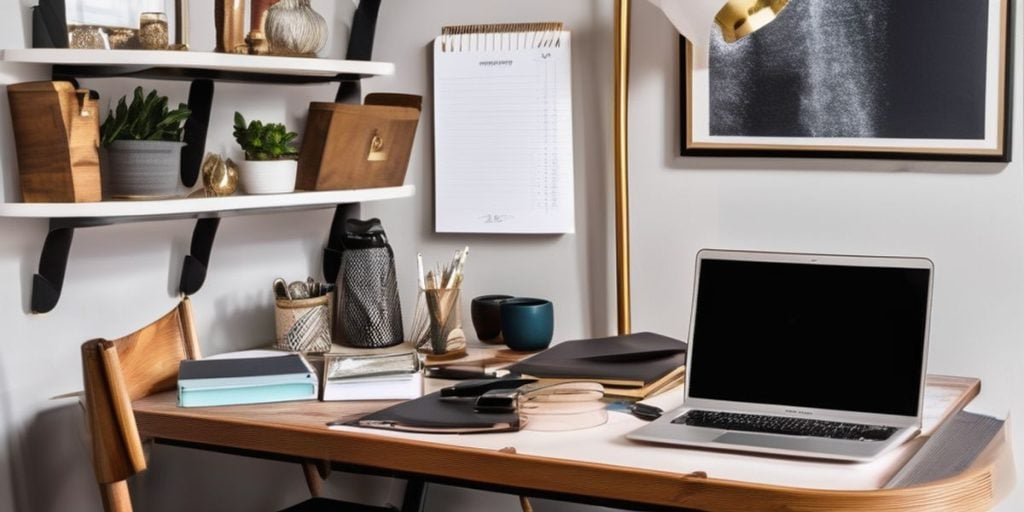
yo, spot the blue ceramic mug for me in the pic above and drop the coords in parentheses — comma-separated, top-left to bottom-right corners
(500, 298, 554, 351)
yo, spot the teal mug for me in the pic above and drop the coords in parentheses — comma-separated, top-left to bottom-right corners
(500, 298, 554, 351)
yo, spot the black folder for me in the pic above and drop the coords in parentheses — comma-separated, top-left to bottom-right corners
(337, 390, 521, 434)
(506, 332, 687, 388)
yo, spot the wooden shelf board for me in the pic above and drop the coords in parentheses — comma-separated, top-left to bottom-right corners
(0, 186, 414, 220)
(0, 49, 395, 79)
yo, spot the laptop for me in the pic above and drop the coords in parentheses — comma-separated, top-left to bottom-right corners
(627, 249, 933, 462)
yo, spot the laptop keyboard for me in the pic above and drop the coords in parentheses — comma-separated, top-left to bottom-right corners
(674, 410, 898, 441)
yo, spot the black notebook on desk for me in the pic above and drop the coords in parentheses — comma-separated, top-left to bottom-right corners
(507, 332, 687, 397)
(334, 390, 520, 434)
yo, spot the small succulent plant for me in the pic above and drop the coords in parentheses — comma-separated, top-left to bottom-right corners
(100, 87, 191, 146)
(232, 112, 300, 161)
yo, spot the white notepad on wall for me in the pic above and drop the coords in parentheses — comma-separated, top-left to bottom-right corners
(433, 23, 575, 234)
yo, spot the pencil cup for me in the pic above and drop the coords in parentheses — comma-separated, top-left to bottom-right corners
(412, 288, 466, 357)
(275, 296, 333, 354)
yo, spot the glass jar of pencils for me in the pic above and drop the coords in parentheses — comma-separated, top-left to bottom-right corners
(412, 247, 470, 360)
(413, 287, 466, 359)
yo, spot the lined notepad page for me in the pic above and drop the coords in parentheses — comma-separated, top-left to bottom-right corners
(433, 25, 575, 234)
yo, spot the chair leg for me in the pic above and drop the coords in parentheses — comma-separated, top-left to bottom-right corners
(99, 481, 133, 512)
(301, 461, 323, 497)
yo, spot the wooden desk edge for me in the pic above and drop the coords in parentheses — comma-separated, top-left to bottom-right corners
(133, 374, 1006, 512)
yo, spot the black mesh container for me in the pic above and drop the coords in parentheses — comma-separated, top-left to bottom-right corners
(334, 218, 404, 348)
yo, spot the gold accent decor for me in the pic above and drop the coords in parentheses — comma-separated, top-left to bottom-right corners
(715, 0, 790, 43)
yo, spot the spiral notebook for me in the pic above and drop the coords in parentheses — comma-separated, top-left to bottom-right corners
(433, 22, 575, 234)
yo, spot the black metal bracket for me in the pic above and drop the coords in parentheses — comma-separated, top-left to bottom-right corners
(31, 223, 74, 314)
(323, 204, 360, 284)
(336, 0, 382, 103)
(179, 218, 221, 296)
(181, 79, 215, 187)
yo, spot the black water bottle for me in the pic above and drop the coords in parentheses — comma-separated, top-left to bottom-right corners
(334, 218, 404, 348)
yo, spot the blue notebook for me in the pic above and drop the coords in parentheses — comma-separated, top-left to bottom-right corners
(178, 354, 318, 408)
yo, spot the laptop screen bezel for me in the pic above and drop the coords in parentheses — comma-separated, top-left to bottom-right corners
(681, 249, 933, 428)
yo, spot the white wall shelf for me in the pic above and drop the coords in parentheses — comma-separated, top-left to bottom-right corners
(0, 49, 395, 83)
(0, 186, 414, 220)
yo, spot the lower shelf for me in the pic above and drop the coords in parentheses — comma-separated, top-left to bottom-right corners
(0, 186, 415, 221)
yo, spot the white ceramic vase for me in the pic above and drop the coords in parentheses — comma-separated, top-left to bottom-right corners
(240, 159, 297, 194)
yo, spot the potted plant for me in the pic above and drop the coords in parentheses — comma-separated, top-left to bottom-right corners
(233, 112, 300, 194)
(101, 87, 191, 198)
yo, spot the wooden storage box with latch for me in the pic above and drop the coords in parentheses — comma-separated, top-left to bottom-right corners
(7, 81, 102, 202)
(297, 93, 422, 191)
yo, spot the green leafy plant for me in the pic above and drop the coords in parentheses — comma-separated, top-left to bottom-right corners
(232, 112, 300, 161)
(100, 87, 191, 146)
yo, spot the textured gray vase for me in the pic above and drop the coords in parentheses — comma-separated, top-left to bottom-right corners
(106, 140, 185, 198)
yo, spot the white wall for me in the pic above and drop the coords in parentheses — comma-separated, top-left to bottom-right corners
(0, 0, 1020, 511)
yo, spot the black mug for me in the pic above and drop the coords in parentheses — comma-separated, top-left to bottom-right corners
(470, 295, 514, 343)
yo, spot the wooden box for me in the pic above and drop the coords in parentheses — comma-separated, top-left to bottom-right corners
(297, 94, 422, 191)
(7, 81, 102, 202)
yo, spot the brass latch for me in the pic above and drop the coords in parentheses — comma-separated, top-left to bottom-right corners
(367, 131, 387, 162)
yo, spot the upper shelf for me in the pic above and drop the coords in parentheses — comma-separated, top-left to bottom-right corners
(0, 186, 415, 223)
(0, 49, 396, 83)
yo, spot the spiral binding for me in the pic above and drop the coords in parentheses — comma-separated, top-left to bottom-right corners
(440, 22, 565, 53)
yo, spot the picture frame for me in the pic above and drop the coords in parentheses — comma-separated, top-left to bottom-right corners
(680, 0, 1015, 162)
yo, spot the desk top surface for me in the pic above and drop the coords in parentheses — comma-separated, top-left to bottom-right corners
(133, 374, 979, 494)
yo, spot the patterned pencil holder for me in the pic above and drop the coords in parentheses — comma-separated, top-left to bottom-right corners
(275, 296, 332, 354)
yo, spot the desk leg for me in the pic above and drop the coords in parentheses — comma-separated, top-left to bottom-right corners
(400, 479, 425, 512)
(301, 461, 323, 498)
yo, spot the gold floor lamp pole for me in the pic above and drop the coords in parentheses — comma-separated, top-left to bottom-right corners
(613, 0, 790, 335)
(614, 0, 633, 336)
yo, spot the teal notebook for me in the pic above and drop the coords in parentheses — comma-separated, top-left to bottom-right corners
(178, 354, 318, 408)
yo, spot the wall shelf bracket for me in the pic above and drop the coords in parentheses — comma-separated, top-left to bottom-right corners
(179, 217, 220, 296)
(31, 223, 75, 314)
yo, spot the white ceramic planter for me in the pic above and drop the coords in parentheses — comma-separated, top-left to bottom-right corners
(240, 159, 297, 194)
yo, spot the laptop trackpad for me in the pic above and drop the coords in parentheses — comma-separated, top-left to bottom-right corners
(714, 432, 838, 452)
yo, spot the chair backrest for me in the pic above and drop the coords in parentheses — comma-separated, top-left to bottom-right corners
(81, 299, 201, 484)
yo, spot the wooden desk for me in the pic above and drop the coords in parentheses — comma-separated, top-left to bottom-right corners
(132, 375, 1010, 511)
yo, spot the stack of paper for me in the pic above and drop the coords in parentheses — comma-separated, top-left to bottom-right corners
(322, 350, 423, 401)
(177, 354, 318, 408)
(507, 332, 687, 399)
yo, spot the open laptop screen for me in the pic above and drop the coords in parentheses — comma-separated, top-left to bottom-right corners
(687, 257, 931, 417)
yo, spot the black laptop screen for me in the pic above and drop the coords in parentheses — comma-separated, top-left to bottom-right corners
(687, 258, 931, 417)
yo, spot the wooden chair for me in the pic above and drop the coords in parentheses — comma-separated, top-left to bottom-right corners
(80, 298, 405, 512)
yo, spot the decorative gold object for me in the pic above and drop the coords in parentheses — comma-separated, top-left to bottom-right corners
(245, 30, 271, 55)
(265, 0, 328, 57)
(715, 0, 790, 43)
(200, 153, 239, 197)
(215, 0, 245, 53)
(139, 12, 169, 50)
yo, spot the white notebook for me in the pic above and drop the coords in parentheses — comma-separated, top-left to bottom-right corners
(433, 22, 575, 234)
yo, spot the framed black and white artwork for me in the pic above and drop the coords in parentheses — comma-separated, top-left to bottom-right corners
(680, 0, 1014, 162)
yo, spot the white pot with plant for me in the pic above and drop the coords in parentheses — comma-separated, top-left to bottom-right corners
(101, 87, 191, 199)
(233, 112, 299, 194)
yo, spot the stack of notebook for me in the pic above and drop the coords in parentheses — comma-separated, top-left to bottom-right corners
(506, 332, 687, 398)
(177, 353, 318, 408)
(322, 349, 422, 401)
